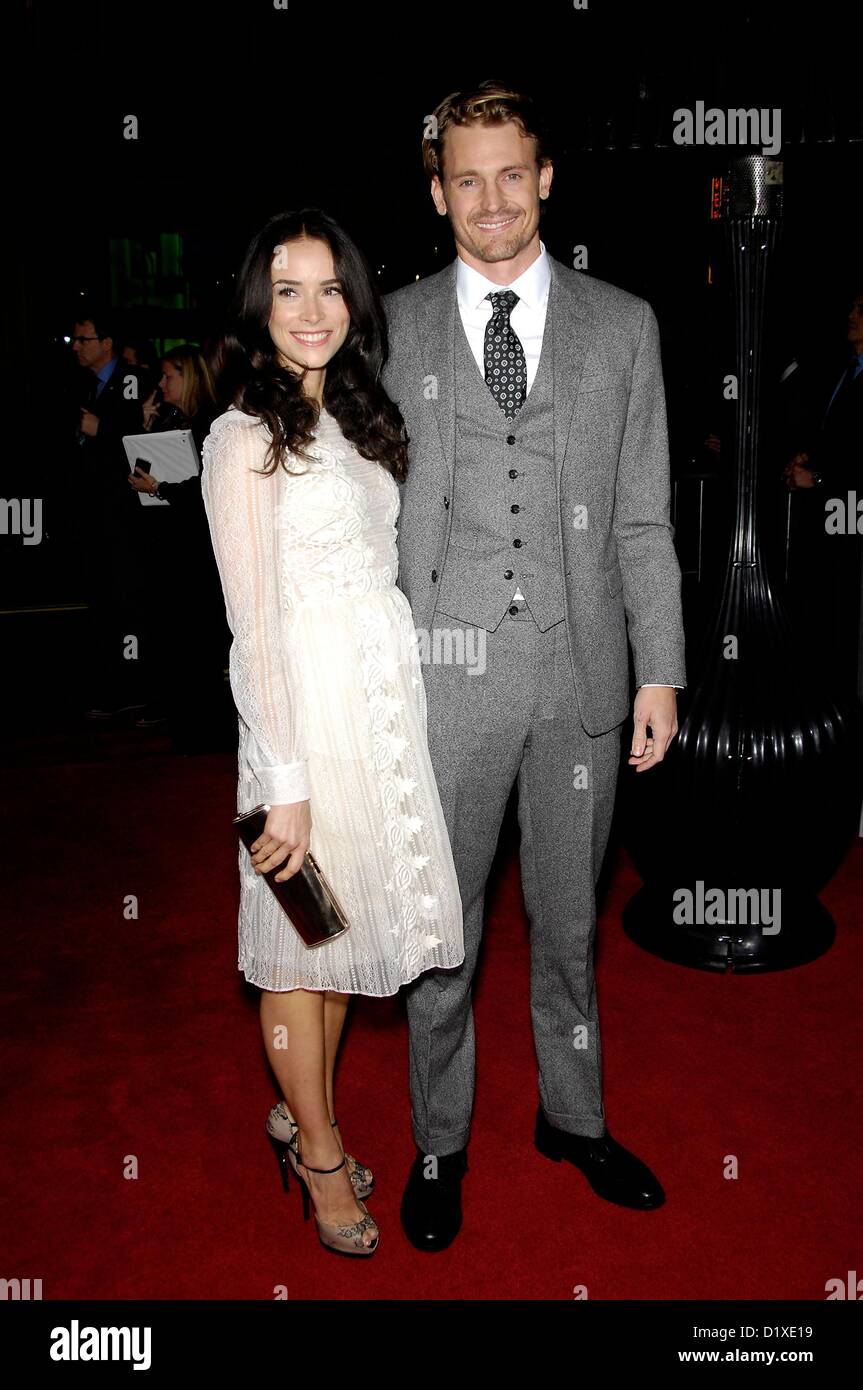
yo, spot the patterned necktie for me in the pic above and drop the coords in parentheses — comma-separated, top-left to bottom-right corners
(484, 290, 526, 418)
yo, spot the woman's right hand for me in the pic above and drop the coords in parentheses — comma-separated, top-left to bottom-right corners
(250, 801, 312, 881)
(142, 391, 160, 428)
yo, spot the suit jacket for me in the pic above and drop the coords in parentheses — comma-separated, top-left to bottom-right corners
(79, 358, 145, 520)
(382, 253, 687, 735)
(769, 351, 861, 480)
(801, 358, 862, 497)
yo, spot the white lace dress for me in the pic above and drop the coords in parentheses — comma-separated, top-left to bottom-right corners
(200, 406, 464, 995)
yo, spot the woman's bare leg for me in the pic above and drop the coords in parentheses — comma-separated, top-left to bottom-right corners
(260, 987, 375, 1241)
(323, 990, 349, 1123)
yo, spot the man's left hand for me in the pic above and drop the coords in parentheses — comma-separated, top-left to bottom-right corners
(628, 686, 679, 772)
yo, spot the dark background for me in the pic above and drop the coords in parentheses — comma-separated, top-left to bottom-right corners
(3, 0, 862, 715)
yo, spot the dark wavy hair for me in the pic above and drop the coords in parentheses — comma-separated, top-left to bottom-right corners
(218, 208, 408, 481)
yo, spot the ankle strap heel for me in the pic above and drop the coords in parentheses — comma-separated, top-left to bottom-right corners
(266, 1103, 375, 1199)
(291, 1136, 379, 1255)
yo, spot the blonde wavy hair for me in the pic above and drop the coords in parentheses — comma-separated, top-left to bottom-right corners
(162, 343, 217, 421)
(421, 79, 552, 182)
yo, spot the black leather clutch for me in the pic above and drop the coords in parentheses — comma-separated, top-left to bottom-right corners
(233, 804, 351, 948)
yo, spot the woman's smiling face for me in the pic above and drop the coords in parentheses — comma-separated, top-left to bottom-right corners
(268, 235, 350, 383)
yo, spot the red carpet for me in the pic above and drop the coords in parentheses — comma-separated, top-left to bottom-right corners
(2, 727, 861, 1300)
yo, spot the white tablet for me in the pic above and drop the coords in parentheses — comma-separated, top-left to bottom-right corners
(123, 429, 200, 508)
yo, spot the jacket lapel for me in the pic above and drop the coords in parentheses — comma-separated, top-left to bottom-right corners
(547, 255, 594, 489)
(415, 261, 458, 492)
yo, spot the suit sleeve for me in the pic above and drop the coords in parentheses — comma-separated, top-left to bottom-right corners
(613, 302, 687, 689)
(99, 370, 145, 442)
(201, 415, 309, 803)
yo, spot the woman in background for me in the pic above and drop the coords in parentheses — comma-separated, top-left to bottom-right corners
(128, 346, 228, 750)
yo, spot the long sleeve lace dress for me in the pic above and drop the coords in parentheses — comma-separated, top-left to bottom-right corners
(200, 405, 464, 995)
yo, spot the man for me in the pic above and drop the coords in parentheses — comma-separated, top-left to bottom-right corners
(781, 288, 863, 696)
(782, 289, 863, 497)
(70, 308, 145, 716)
(382, 81, 686, 1251)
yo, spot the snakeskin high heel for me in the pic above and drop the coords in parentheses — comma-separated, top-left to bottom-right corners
(266, 1101, 374, 1199)
(287, 1131, 379, 1256)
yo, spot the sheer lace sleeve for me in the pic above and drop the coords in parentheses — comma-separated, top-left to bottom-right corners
(201, 410, 309, 804)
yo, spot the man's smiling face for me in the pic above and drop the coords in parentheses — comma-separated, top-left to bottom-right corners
(431, 120, 553, 277)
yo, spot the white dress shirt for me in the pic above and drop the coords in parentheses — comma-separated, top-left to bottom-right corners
(455, 242, 675, 691)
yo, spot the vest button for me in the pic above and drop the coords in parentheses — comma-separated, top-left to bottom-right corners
(504, 569, 513, 579)
(513, 539, 522, 548)
(506, 435, 516, 445)
(431, 569, 438, 582)
(509, 605, 519, 616)
(508, 469, 518, 479)
(511, 504, 520, 513)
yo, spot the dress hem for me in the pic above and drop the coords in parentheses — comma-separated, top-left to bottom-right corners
(237, 955, 466, 998)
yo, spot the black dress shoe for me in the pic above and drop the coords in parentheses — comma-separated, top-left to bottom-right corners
(535, 1105, 665, 1210)
(400, 1146, 468, 1251)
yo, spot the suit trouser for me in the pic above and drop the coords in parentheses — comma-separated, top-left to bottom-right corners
(405, 600, 623, 1156)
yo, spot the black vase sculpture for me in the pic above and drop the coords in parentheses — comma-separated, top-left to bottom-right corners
(623, 155, 863, 972)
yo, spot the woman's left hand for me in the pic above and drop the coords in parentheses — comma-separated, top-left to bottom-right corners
(129, 465, 159, 495)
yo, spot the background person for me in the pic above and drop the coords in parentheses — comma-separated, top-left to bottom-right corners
(127, 344, 228, 749)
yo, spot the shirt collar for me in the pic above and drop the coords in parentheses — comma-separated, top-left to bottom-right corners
(95, 356, 119, 385)
(456, 240, 550, 313)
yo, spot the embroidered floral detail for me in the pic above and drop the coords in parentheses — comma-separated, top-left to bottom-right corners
(273, 426, 399, 611)
(354, 592, 447, 977)
(335, 1212, 378, 1244)
(216, 404, 460, 994)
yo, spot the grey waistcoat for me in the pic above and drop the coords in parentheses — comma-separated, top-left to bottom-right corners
(433, 297, 566, 632)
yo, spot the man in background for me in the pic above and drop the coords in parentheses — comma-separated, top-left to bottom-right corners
(70, 308, 145, 717)
(783, 289, 863, 698)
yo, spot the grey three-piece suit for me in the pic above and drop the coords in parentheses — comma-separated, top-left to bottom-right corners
(382, 252, 686, 1156)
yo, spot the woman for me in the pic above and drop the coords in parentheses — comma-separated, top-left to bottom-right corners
(134, 342, 218, 455)
(128, 346, 228, 749)
(200, 210, 464, 1256)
